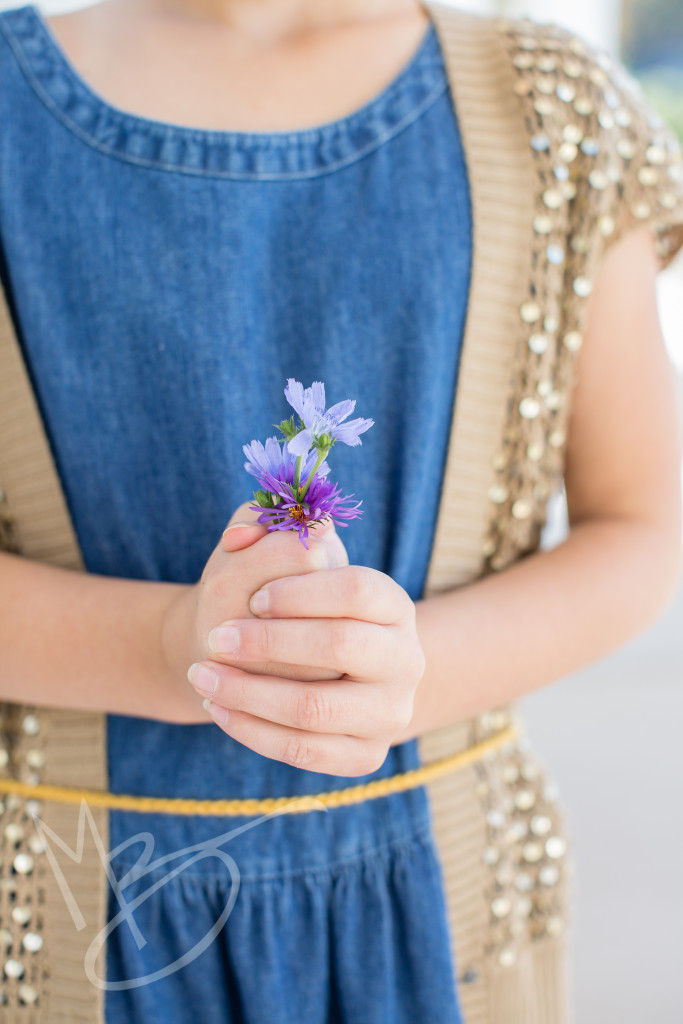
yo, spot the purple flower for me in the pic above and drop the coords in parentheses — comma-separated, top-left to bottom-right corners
(284, 379, 374, 457)
(249, 470, 362, 548)
(243, 436, 329, 488)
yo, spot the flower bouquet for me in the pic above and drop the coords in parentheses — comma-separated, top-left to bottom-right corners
(243, 379, 373, 548)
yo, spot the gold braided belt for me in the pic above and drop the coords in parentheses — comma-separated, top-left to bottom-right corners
(0, 723, 519, 817)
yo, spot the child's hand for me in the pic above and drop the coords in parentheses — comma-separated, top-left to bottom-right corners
(186, 565, 425, 777)
(163, 501, 348, 720)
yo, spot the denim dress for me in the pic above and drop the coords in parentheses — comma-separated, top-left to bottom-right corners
(0, 7, 472, 1022)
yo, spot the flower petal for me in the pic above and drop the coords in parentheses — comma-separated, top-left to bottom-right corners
(284, 379, 306, 419)
(286, 429, 313, 457)
(332, 417, 374, 446)
(325, 398, 356, 426)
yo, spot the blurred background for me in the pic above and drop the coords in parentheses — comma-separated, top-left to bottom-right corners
(0, 0, 681, 1021)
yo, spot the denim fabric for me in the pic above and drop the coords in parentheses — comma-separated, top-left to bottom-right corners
(0, 6, 472, 1022)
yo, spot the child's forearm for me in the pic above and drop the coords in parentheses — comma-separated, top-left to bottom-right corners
(395, 516, 681, 742)
(0, 550, 196, 720)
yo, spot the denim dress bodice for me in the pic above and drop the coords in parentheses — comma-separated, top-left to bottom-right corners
(0, 7, 472, 1022)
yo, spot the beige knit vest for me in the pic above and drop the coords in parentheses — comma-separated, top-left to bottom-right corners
(1, 3, 682, 1020)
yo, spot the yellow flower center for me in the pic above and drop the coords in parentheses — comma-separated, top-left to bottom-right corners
(288, 504, 308, 525)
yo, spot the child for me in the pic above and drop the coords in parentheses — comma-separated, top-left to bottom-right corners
(0, 1, 681, 1021)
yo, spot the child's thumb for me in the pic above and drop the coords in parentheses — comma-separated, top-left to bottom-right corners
(221, 501, 268, 552)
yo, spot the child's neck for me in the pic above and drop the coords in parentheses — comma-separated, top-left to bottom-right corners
(44, 0, 432, 134)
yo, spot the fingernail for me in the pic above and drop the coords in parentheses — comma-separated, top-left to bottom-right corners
(223, 521, 258, 536)
(187, 662, 219, 697)
(208, 625, 240, 655)
(202, 698, 228, 725)
(322, 534, 349, 569)
(249, 587, 270, 615)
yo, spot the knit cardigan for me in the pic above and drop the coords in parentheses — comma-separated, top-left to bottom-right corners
(1, 4, 682, 1021)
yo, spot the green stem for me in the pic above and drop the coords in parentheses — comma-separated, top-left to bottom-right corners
(298, 448, 328, 502)
(293, 455, 303, 493)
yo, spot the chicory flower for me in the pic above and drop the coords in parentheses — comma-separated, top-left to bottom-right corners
(242, 379, 371, 547)
(283, 379, 374, 456)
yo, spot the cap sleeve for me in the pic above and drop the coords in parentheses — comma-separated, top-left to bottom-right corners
(563, 37, 683, 271)
(602, 59, 683, 269)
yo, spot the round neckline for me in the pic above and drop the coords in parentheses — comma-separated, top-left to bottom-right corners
(1, 4, 449, 179)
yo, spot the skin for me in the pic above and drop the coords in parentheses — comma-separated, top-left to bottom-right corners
(1, 0, 680, 778)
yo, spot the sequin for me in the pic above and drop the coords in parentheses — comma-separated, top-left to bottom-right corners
(4, 959, 24, 980)
(533, 214, 553, 234)
(558, 142, 578, 162)
(514, 788, 536, 810)
(548, 430, 566, 448)
(553, 165, 569, 182)
(546, 244, 565, 264)
(545, 391, 562, 411)
(556, 83, 575, 103)
(638, 166, 659, 186)
(543, 314, 559, 333)
(631, 201, 651, 219)
(536, 78, 555, 96)
(489, 483, 509, 504)
(588, 170, 609, 190)
(499, 948, 517, 967)
(598, 110, 615, 130)
(574, 96, 594, 116)
(17, 984, 39, 1005)
(491, 897, 512, 918)
(580, 138, 600, 156)
(528, 333, 548, 354)
(21, 933, 43, 954)
(536, 379, 552, 397)
(526, 443, 543, 462)
(534, 97, 554, 116)
(573, 276, 592, 297)
(598, 215, 615, 235)
(537, 55, 557, 72)
(519, 397, 541, 419)
(562, 124, 583, 144)
(546, 836, 567, 859)
(531, 133, 550, 151)
(546, 917, 564, 937)
(530, 814, 553, 836)
(562, 59, 582, 78)
(515, 873, 534, 892)
(11, 907, 31, 926)
(542, 188, 563, 209)
(4, 823, 24, 844)
(482, 846, 500, 866)
(646, 144, 667, 165)
(0, 930, 11, 952)
(562, 331, 582, 351)
(12, 853, 34, 875)
(25, 749, 46, 769)
(522, 841, 543, 863)
(616, 138, 637, 160)
(615, 107, 632, 128)
(561, 181, 577, 200)
(487, 809, 506, 829)
(21, 715, 40, 736)
(520, 301, 542, 323)
(539, 865, 560, 886)
(513, 51, 535, 69)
